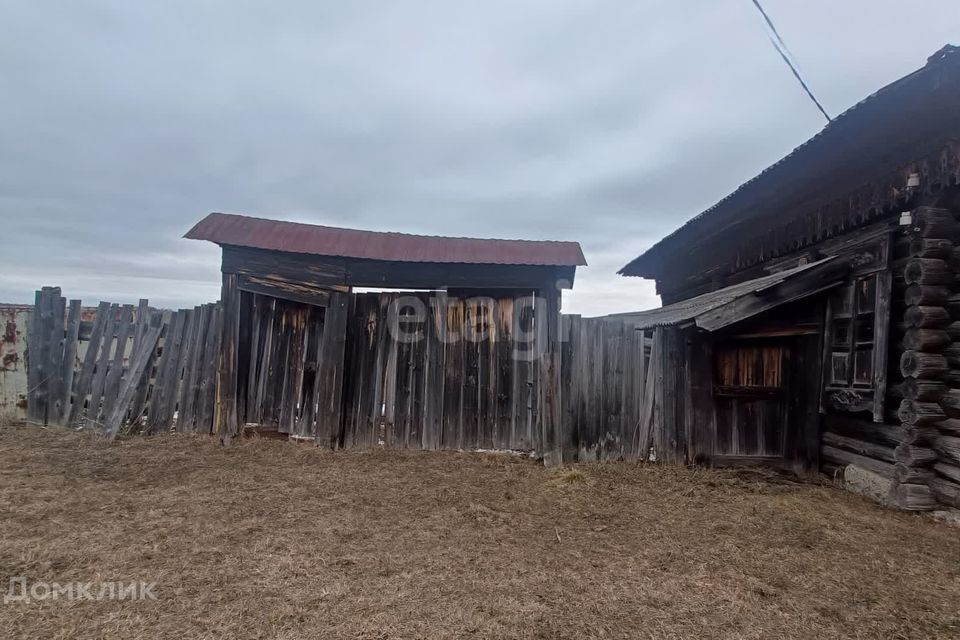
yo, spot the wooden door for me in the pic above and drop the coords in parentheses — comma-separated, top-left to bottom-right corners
(713, 341, 790, 458)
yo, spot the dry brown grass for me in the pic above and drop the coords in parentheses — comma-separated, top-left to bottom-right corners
(0, 422, 959, 639)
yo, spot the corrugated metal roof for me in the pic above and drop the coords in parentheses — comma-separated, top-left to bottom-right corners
(606, 257, 837, 330)
(185, 212, 587, 267)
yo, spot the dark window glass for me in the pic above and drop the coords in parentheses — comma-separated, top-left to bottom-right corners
(854, 347, 873, 385)
(856, 277, 877, 313)
(831, 352, 849, 384)
(831, 288, 853, 317)
(855, 316, 874, 343)
(833, 320, 851, 347)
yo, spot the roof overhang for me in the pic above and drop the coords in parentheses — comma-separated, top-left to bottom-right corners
(609, 257, 848, 332)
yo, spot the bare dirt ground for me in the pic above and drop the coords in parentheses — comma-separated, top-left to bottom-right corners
(0, 423, 958, 639)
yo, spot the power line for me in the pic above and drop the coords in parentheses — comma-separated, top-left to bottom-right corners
(750, 0, 832, 124)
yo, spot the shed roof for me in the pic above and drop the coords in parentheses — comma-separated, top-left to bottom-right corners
(607, 257, 845, 331)
(185, 212, 587, 267)
(620, 44, 960, 279)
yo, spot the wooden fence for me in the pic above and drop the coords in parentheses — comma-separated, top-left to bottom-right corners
(561, 316, 652, 461)
(340, 292, 542, 451)
(25, 287, 221, 438)
(21, 286, 668, 463)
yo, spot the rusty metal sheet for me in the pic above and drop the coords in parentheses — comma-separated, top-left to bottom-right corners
(0, 305, 30, 418)
(185, 212, 587, 267)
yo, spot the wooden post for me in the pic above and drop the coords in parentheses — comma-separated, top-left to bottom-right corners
(314, 291, 349, 449)
(215, 273, 241, 441)
(538, 285, 562, 466)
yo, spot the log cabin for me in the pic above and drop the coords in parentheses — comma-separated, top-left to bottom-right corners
(617, 45, 960, 510)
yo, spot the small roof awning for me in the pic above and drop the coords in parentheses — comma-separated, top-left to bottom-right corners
(609, 257, 849, 332)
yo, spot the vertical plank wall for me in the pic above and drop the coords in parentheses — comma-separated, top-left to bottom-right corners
(340, 292, 542, 453)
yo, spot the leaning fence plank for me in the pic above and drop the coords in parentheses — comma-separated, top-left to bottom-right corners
(147, 310, 185, 432)
(87, 304, 119, 428)
(55, 299, 82, 424)
(129, 315, 160, 425)
(171, 307, 199, 430)
(103, 321, 163, 439)
(69, 301, 111, 427)
(176, 306, 203, 431)
(101, 304, 135, 422)
(181, 304, 211, 432)
(214, 273, 241, 438)
(197, 304, 222, 433)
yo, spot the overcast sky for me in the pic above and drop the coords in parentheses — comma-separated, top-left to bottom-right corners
(2, 1, 957, 314)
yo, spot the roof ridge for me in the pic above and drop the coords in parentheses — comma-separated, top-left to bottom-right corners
(205, 211, 581, 246)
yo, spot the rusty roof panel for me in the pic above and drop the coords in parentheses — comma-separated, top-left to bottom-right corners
(185, 212, 587, 267)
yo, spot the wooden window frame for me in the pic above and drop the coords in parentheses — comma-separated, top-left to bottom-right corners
(819, 233, 893, 422)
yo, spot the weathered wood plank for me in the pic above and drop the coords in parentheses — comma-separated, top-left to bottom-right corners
(55, 299, 82, 425)
(422, 295, 445, 450)
(559, 314, 579, 460)
(215, 273, 242, 439)
(45, 292, 66, 426)
(539, 287, 562, 465)
(28, 288, 57, 424)
(147, 310, 186, 432)
(103, 320, 162, 439)
(442, 297, 465, 449)
(477, 297, 496, 450)
(101, 304, 135, 423)
(635, 329, 660, 461)
(87, 304, 120, 429)
(129, 304, 158, 424)
(70, 301, 111, 428)
(314, 291, 349, 448)
(197, 303, 222, 433)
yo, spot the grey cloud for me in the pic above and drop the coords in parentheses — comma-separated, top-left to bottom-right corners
(2, 0, 958, 315)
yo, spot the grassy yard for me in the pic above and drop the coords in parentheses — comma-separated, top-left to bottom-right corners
(0, 422, 958, 639)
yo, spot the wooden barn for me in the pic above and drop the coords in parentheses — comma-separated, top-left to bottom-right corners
(184, 212, 586, 464)
(617, 45, 960, 510)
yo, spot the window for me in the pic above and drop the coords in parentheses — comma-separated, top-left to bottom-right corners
(822, 270, 891, 420)
(829, 275, 876, 387)
(715, 344, 786, 392)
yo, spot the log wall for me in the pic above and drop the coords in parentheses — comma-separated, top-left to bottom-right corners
(822, 207, 960, 510)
